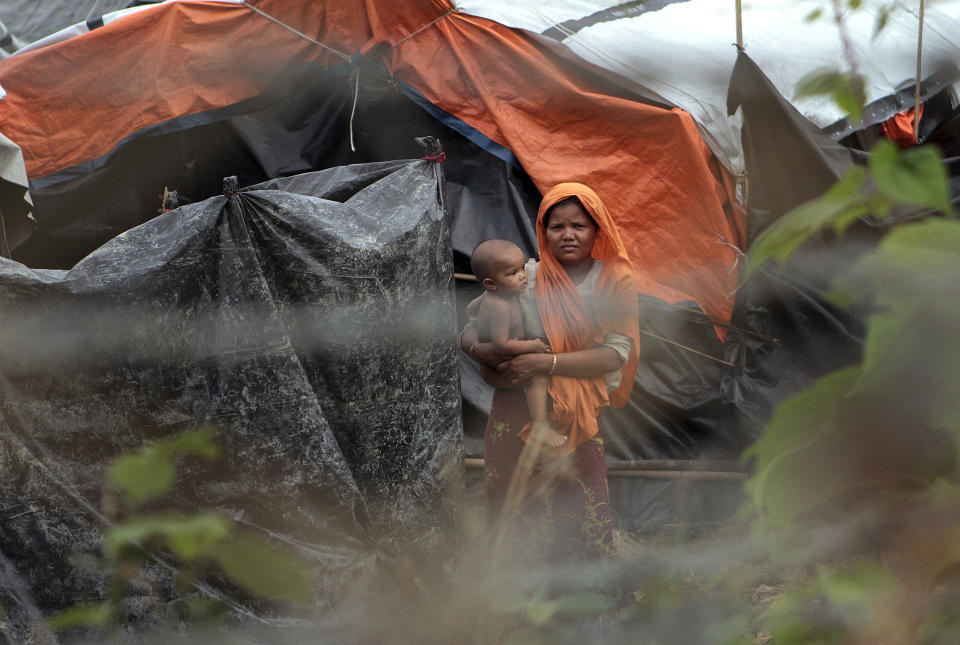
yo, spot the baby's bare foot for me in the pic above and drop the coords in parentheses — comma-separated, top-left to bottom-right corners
(531, 421, 567, 448)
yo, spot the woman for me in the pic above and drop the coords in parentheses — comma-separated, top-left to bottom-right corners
(462, 183, 640, 560)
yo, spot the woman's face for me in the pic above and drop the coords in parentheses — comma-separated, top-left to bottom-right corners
(545, 200, 598, 266)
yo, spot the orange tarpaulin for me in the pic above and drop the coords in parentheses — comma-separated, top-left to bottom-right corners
(0, 0, 743, 327)
(881, 105, 923, 148)
(375, 3, 742, 328)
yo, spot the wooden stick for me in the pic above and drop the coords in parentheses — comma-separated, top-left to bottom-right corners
(915, 0, 926, 142)
(638, 328, 735, 366)
(605, 459, 746, 472)
(735, 0, 743, 51)
(464, 458, 748, 481)
(454, 272, 478, 282)
(609, 470, 746, 481)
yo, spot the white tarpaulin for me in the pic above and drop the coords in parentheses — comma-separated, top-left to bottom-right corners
(457, 0, 960, 172)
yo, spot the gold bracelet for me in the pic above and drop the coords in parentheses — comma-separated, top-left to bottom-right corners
(548, 353, 558, 375)
(468, 343, 478, 360)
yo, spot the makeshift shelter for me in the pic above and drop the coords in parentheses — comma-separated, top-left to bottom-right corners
(0, 153, 461, 640)
(2, 3, 959, 633)
(0, 0, 754, 471)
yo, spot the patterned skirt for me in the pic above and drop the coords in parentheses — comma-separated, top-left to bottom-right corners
(483, 387, 614, 561)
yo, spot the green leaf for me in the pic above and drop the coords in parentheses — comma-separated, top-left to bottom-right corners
(872, 6, 892, 41)
(748, 167, 867, 271)
(833, 80, 866, 122)
(744, 367, 862, 526)
(817, 562, 894, 612)
(153, 427, 219, 460)
(549, 593, 614, 617)
(106, 512, 232, 559)
(212, 536, 313, 605)
(107, 428, 219, 506)
(868, 139, 954, 215)
(795, 68, 865, 121)
(763, 563, 896, 642)
(48, 603, 112, 631)
(848, 0, 863, 9)
(837, 219, 960, 430)
(108, 452, 175, 506)
(525, 599, 556, 626)
(805, 8, 823, 22)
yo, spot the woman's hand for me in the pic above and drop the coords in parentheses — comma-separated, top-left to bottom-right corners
(472, 342, 506, 367)
(496, 352, 553, 382)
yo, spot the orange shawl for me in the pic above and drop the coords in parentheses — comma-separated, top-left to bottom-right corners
(535, 183, 641, 453)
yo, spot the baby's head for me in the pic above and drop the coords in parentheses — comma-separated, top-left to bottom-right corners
(470, 238, 528, 295)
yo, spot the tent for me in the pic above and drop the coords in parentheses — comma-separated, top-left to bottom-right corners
(0, 0, 757, 479)
(1, 0, 957, 547)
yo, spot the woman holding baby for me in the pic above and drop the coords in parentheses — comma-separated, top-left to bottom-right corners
(461, 182, 640, 560)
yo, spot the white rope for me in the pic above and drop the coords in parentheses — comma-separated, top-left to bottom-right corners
(391, 8, 461, 50)
(349, 69, 360, 152)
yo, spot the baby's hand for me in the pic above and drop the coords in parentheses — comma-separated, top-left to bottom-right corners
(528, 338, 551, 354)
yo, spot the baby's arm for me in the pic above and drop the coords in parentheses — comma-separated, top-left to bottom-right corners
(482, 298, 550, 356)
(502, 337, 551, 355)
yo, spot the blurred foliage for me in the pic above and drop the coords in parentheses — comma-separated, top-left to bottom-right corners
(795, 67, 867, 121)
(108, 427, 219, 507)
(27, 5, 960, 643)
(741, 78, 960, 642)
(749, 141, 953, 273)
(50, 428, 312, 634)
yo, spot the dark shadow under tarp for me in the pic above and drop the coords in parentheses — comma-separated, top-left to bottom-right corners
(0, 157, 462, 639)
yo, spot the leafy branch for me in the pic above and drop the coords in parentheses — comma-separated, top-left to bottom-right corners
(49, 428, 313, 633)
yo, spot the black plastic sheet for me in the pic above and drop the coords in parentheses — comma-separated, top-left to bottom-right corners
(0, 157, 462, 638)
(727, 50, 854, 242)
(723, 49, 875, 441)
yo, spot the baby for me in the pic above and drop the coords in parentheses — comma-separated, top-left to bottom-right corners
(470, 239, 567, 448)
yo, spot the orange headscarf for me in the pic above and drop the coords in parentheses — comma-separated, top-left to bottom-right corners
(532, 183, 641, 453)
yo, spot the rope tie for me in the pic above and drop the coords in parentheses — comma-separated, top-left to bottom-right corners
(223, 176, 240, 198)
(241, 2, 352, 61)
(391, 8, 460, 50)
(349, 68, 360, 152)
(422, 152, 446, 163)
(240, 4, 459, 152)
(0, 207, 10, 258)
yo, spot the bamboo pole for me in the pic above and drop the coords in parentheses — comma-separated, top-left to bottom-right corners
(605, 459, 746, 472)
(608, 470, 746, 481)
(463, 458, 747, 481)
(914, 0, 926, 142)
(735, 0, 743, 50)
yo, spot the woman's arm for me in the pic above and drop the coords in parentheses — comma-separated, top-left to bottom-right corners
(460, 326, 528, 389)
(459, 325, 504, 368)
(496, 346, 623, 382)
